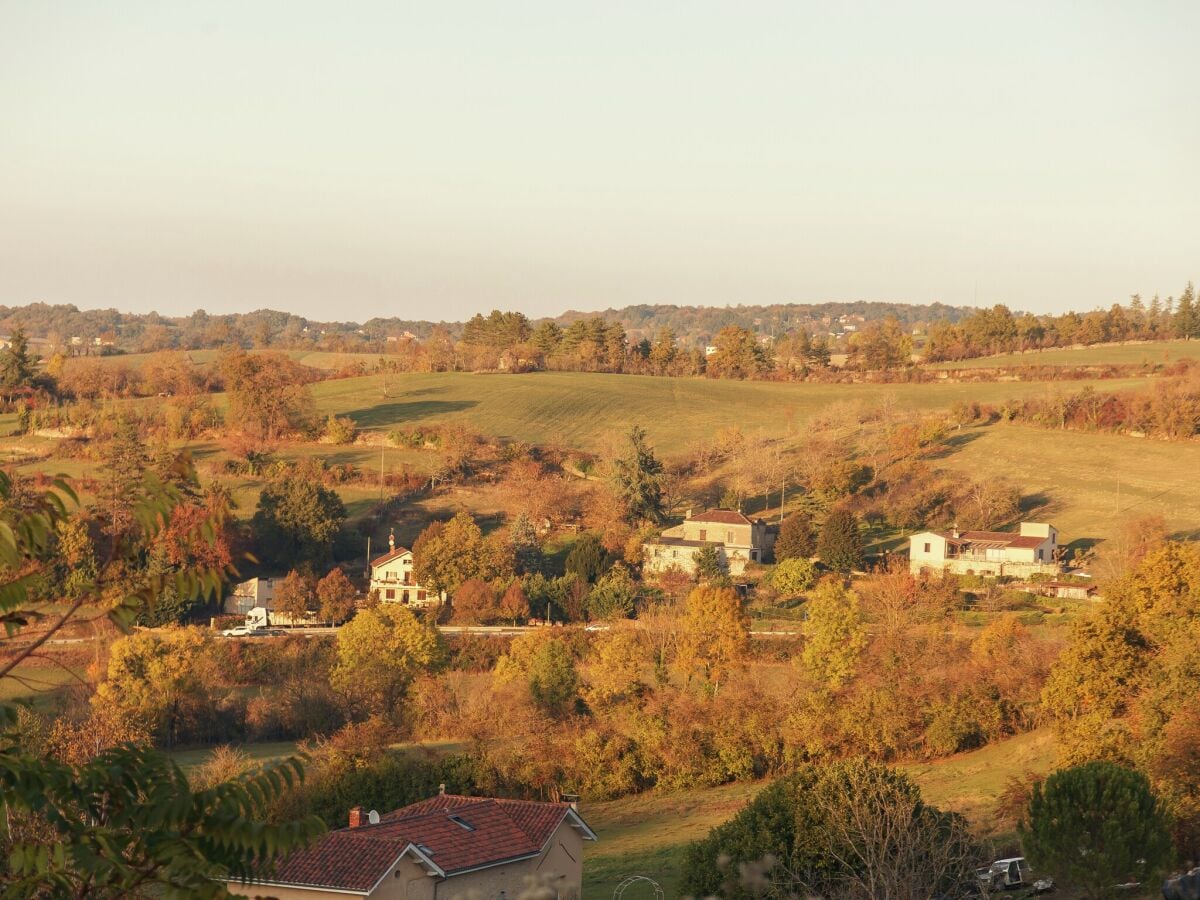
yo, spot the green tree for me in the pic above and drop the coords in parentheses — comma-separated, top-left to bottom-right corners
(817, 508, 864, 572)
(565, 532, 610, 584)
(775, 512, 816, 560)
(802, 580, 867, 688)
(612, 425, 665, 523)
(507, 513, 544, 576)
(0, 746, 321, 898)
(692, 544, 724, 582)
(528, 638, 579, 716)
(97, 418, 147, 549)
(1174, 282, 1198, 340)
(586, 564, 639, 621)
(251, 468, 347, 569)
(682, 760, 976, 900)
(0, 328, 36, 396)
(315, 567, 357, 625)
(1020, 761, 1174, 899)
(769, 556, 817, 597)
(330, 604, 442, 718)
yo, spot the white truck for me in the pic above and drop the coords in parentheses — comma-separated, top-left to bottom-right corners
(220, 607, 273, 637)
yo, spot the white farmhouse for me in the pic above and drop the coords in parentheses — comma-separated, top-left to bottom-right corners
(908, 522, 1061, 578)
(370, 533, 445, 608)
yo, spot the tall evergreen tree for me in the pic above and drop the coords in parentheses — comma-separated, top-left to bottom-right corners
(612, 425, 665, 524)
(1021, 761, 1173, 898)
(817, 508, 864, 572)
(0, 327, 36, 395)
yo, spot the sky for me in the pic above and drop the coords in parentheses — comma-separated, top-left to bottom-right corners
(1, 1, 1197, 321)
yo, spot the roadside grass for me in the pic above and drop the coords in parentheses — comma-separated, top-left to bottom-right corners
(582, 728, 1058, 900)
(928, 339, 1200, 370)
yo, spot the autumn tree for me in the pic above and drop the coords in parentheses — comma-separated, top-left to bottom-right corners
(330, 604, 442, 719)
(498, 580, 529, 624)
(584, 630, 646, 707)
(817, 508, 864, 572)
(91, 628, 223, 749)
(220, 350, 317, 440)
(675, 584, 749, 689)
(1021, 761, 1174, 899)
(316, 567, 357, 625)
(452, 578, 498, 625)
(769, 556, 817, 597)
(611, 425, 665, 524)
(706, 326, 770, 379)
(412, 511, 514, 596)
(802, 580, 867, 689)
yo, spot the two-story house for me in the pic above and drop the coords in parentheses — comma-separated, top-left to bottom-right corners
(370, 533, 446, 608)
(642, 508, 774, 576)
(907, 522, 1061, 578)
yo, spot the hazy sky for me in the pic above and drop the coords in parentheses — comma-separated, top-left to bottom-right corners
(2, 1, 1197, 321)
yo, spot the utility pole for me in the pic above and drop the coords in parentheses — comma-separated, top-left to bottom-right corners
(379, 442, 386, 506)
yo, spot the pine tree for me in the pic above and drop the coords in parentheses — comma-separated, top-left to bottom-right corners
(0, 327, 36, 396)
(612, 425, 665, 524)
(1021, 761, 1174, 898)
(817, 508, 864, 572)
(775, 512, 816, 560)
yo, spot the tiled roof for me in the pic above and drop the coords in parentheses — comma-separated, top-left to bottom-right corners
(371, 546, 412, 567)
(688, 509, 752, 525)
(251, 795, 590, 893)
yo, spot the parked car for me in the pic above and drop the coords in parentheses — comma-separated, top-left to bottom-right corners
(976, 858, 1054, 894)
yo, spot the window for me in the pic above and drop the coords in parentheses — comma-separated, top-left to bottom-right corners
(385, 589, 395, 600)
(923, 542, 931, 553)
(402, 591, 410, 603)
(698, 529, 707, 541)
(418, 590, 427, 602)
(448, 814, 475, 831)
(750, 550, 759, 561)
(727, 531, 733, 544)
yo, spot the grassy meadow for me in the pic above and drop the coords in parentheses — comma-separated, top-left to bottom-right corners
(938, 423, 1200, 549)
(929, 339, 1200, 370)
(581, 728, 1057, 900)
(312, 370, 1149, 454)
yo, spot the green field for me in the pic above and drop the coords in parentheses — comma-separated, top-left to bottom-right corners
(930, 339, 1200, 370)
(85, 348, 385, 372)
(582, 729, 1057, 900)
(313, 371, 1148, 455)
(939, 423, 1200, 549)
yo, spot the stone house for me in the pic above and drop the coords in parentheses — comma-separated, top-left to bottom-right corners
(370, 534, 445, 608)
(907, 523, 1061, 578)
(643, 508, 774, 576)
(228, 793, 596, 900)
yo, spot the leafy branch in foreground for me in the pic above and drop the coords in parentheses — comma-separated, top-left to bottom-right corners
(0, 458, 324, 898)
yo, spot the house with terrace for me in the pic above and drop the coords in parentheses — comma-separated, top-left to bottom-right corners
(643, 508, 774, 576)
(370, 532, 445, 608)
(907, 522, 1062, 578)
(228, 792, 596, 900)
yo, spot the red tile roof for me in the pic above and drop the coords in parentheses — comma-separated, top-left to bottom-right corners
(371, 546, 412, 567)
(688, 509, 753, 525)
(957, 531, 1047, 550)
(249, 795, 592, 893)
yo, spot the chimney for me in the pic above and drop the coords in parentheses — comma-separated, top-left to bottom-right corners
(438, 783, 446, 796)
(562, 792, 580, 811)
(348, 806, 366, 828)
(388, 529, 395, 552)
(951, 524, 959, 539)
